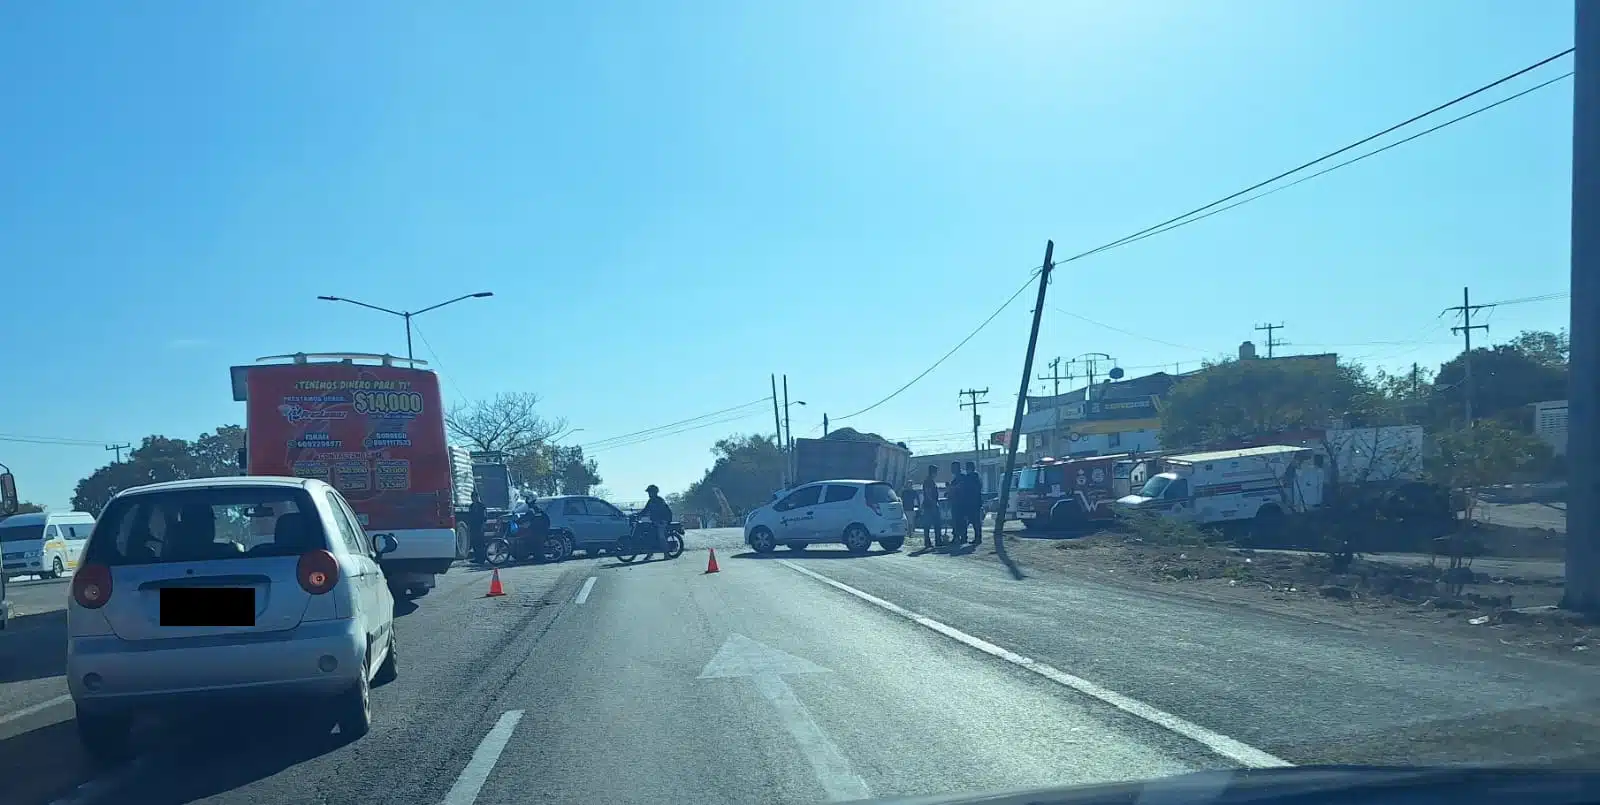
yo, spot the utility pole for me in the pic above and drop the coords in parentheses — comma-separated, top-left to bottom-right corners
(1444, 286, 1492, 424)
(959, 388, 990, 464)
(770, 374, 783, 444)
(1254, 322, 1286, 358)
(105, 443, 130, 463)
(782, 374, 793, 452)
(995, 241, 1054, 578)
(1038, 357, 1068, 396)
(822, 414, 829, 437)
(1567, 0, 1599, 614)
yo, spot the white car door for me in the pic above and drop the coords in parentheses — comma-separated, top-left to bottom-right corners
(815, 484, 861, 540)
(771, 484, 824, 541)
(326, 492, 383, 644)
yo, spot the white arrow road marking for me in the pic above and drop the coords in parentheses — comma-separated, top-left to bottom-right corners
(699, 634, 871, 802)
(440, 709, 525, 805)
(778, 559, 1291, 769)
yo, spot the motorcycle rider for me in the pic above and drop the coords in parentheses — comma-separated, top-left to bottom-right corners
(638, 484, 673, 553)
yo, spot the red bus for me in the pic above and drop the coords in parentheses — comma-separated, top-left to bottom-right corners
(230, 353, 459, 596)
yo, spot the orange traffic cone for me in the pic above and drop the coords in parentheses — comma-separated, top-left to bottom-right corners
(485, 567, 505, 597)
(705, 548, 720, 574)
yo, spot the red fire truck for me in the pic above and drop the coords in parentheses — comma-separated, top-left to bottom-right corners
(1013, 452, 1158, 531)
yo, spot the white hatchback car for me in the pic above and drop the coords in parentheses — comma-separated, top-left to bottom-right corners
(67, 476, 399, 762)
(744, 480, 907, 555)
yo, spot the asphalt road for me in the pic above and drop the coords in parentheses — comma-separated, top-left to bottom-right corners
(2, 527, 1597, 805)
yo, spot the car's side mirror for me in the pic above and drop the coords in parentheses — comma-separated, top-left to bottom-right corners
(0, 472, 16, 517)
(374, 533, 400, 556)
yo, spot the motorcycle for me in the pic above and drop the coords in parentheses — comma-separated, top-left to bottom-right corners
(484, 502, 573, 566)
(614, 514, 686, 563)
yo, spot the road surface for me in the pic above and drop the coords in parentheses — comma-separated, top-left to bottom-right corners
(1, 528, 1596, 805)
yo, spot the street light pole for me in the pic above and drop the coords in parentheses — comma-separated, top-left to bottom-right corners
(316, 292, 494, 362)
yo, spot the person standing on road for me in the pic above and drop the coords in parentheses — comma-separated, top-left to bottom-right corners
(920, 465, 942, 549)
(962, 460, 985, 545)
(949, 461, 968, 545)
(467, 491, 488, 564)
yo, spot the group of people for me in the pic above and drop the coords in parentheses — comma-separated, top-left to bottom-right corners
(911, 460, 986, 550)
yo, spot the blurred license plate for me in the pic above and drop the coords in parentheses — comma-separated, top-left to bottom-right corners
(1018, 511, 1037, 519)
(160, 587, 255, 627)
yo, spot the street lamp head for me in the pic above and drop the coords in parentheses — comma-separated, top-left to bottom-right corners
(471, 291, 494, 298)
(317, 295, 341, 302)
(794, 400, 808, 406)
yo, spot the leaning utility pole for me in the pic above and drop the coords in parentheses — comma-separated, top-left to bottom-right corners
(1444, 287, 1491, 424)
(105, 443, 131, 463)
(994, 241, 1054, 579)
(1254, 322, 1286, 358)
(1568, 0, 1598, 614)
(770, 375, 784, 442)
(959, 388, 990, 465)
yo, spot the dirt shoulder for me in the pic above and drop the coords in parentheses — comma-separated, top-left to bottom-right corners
(980, 528, 1595, 665)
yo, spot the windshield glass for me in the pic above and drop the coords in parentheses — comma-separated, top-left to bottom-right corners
(4, 5, 1591, 801)
(0, 524, 44, 543)
(1138, 476, 1173, 498)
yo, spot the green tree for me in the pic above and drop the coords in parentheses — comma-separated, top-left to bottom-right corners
(1428, 335, 1567, 428)
(9, 502, 45, 515)
(518, 443, 602, 496)
(70, 426, 245, 516)
(681, 434, 785, 518)
(1159, 358, 1381, 448)
(1428, 420, 1553, 490)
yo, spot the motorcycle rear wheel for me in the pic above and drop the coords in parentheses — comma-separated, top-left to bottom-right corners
(664, 534, 684, 559)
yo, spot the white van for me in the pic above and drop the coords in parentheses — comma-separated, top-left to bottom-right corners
(1, 511, 96, 579)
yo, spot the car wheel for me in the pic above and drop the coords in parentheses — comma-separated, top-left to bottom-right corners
(786, 543, 807, 552)
(373, 629, 398, 686)
(749, 527, 777, 554)
(77, 710, 132, 766)
(843, 524, 872, 555)
(878, 536, 905, 552)
(50, 557, 65, 579)
(335, 660, 373, 739)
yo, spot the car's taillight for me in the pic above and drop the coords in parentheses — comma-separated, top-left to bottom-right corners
(73, 564, 113, 609)
(297, 550, 340, 595)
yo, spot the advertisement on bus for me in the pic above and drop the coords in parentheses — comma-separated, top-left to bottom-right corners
(241, 361, 454, 535)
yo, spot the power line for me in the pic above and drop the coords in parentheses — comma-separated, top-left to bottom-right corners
(1050, 307, 1210, 353)
(580, 398, 775, 452)
(1104, 70, 1574, 253)
(1485, 291, 1571, 306)
(834, 273, 1038, 421)
(0, 433, 112, 448)
(584, 408, 774, 454)
(410, 322, 471, 403)
(1055, 50, 1573, 267)
(827, 52, 1571, 422)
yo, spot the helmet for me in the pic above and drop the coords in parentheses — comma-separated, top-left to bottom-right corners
(646, 484, 660, 496)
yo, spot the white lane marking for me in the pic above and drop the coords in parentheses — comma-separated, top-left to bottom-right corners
(777, 560, 1292, 769)
(440, 709, 525, 805)
(0, 693, 71, 726)
(574, 576, 597, 605)
(699, 635, 871, 802)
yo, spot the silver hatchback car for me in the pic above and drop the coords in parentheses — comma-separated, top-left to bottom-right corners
(67, 476, 399, 762)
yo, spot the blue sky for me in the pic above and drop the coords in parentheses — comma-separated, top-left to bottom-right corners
(0, 0, 1576, 510)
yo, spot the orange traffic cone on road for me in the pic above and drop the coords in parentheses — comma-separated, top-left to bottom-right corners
(705, 548, 720, 574)
(486, 567, 505, 597)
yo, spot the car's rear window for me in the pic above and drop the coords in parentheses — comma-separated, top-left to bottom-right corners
(866, 483, 899, 504)
(85, 487, 327, 566)
(0, 524, 45, 543)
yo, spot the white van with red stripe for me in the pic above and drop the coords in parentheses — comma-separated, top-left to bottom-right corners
(1113, 445, 1326, 531)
